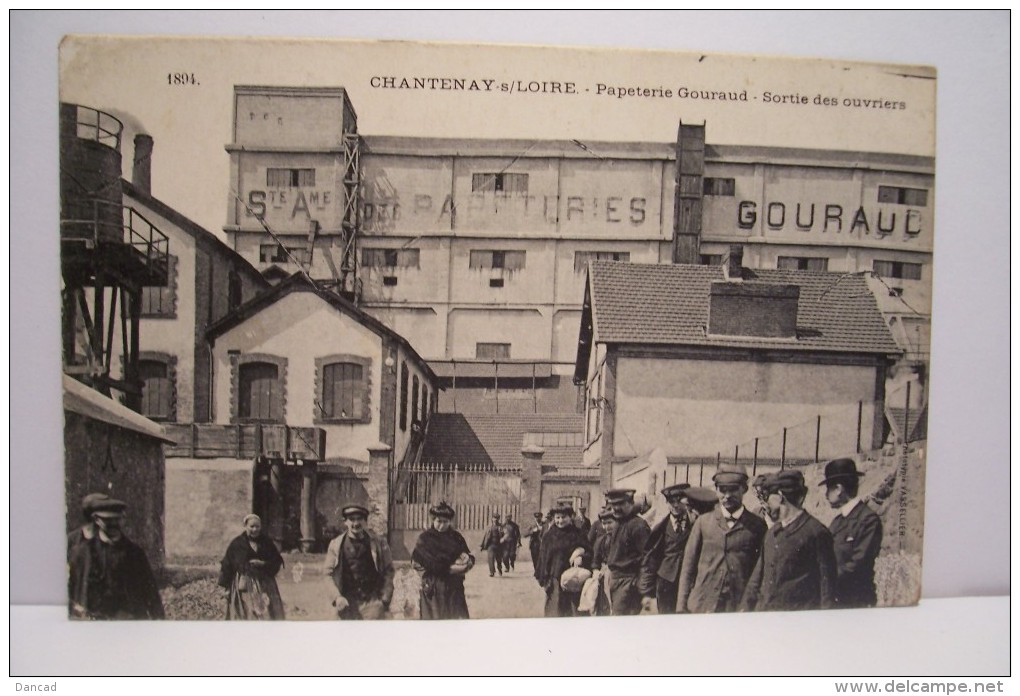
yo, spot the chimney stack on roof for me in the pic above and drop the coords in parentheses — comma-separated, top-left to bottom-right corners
(726, 244, 744, 280)
(132, 134, 153, 195)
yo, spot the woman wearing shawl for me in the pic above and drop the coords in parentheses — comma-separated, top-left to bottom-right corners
(411, 502, 475, 620)
(218, 514, 285, 620)
(536, 503, 591, 617)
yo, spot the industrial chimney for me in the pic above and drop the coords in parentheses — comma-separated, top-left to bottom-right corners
(132, 133, 153, 194)
(672, 121, 705, 265)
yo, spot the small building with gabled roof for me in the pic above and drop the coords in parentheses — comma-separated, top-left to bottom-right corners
(575, 256, 901, 488)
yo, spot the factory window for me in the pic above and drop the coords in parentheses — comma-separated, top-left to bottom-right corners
(362, 248, 420, 268)
(703, 178, 736, 196)
(260, 244, 289, 263)
(469, 250, 526, 270)
(777, 256, 829, 271)
(476, 343, 511, 360)
(421, 388, 430, 425)
(141, 255, 177, 318)
(877, 186, 928, 206)
(267, 168, 316, 188)
(873, 260, 923, 281)
(399, 362, 409, 432)
(574, 251, 630, 272)
(138, 355, 175, 422)
(471, 172, 529, 194)
(315, 356, 371, 424)
(227, 270, 243, 311)
(700, 254, 723, 266)
(235, 356, 286, 423)
(383, 276, 398, 287)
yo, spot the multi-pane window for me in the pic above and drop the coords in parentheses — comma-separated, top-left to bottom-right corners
(873, 260, 923, 280)
(703, 177, 736, 196)
(139, 359, 173, 421)
(877, 186, 928, 206)
(238, 361, 283, 422)
(361, 248, 420, 268)
(141, 255, 177, 317)
(700, 254, 723, 266)
(320, 362, 364, 420)
(469, 250, 526, 270)
(471, 172, 529, 194)
(574, 251, 630, 272)
(777, 256, 829, 271)
(476, 343, 511, 360)
(267, 168, 315, 188)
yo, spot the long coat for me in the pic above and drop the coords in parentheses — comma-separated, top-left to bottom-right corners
(535, 523, 590, 617)
(741, 511, 837, 612)
(218, 532, 286, 620)
(829, 500, 883, 608)
(676, 507, 766, 613)
(69, 532, 164, 620)
(323, 530, 395, 606)
(412, 527, 474, 620)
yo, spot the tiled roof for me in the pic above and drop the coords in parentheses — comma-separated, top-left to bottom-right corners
(588, 262, 900, 355)
(420, 412, 586, 470)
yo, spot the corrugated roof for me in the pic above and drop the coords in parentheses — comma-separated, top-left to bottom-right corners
(420, 412, 585, 469)
(588, 262, 901, 355)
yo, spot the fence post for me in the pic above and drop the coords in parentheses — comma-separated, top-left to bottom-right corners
(856, 401, 863, 454)
(734, 445, 739, 465)
(753, 438, 758, 476)
(686, 461, 691, 483)
(699, 459, 704, 486)
(781, 428, 787, 471)
(815, 415, 821, 463)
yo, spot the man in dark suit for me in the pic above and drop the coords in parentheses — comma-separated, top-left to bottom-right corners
(676, 463, 766, 613)
(822, 458, 883, 608)
(639, 483, 693, 614)
(742, 469, 837, 612)
(481, 513, 505, 577)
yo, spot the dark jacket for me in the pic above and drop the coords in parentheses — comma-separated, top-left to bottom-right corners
(323, 530, 395, 606)
(639, 513, 692, 598)
(606, 511, 651, 578)
(741, 510, 837, 612)
(677, 507, 766, 613)
(829, 500, 883, 608)
(481, 523, 503, 550)
(536, 523, 590, 589)
(218, 533, 284, 589)
(68, 532, 164, 620)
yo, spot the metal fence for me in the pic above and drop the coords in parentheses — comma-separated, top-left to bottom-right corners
(392, 462, 522, 531)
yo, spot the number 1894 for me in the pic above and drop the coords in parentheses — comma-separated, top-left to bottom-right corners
(167, 72, 199, 86)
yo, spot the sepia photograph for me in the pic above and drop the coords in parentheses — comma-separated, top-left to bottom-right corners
(57, 33, 934, 623)
(10, 10, 1010, 679)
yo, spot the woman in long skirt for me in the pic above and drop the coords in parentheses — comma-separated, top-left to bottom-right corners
(218, 514, 285, 620)
(411, 502, 475, 620)
(536, 503, 590, 617)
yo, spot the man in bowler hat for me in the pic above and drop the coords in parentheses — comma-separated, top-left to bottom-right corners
(822, 458, 883, 608)
(742, 470, 837, 612)
(676, 463, 766, 613)
(639, 483, 693, 614)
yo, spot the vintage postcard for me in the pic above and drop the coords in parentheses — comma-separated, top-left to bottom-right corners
(58, 35, 934, 622)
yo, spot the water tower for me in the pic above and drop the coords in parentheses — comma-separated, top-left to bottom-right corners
(60, 102, 169, 410)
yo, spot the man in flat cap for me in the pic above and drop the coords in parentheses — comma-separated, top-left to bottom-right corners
(677, 463, 766, 614)
(67, 494, 164, 620)
(603, 488, 651, 615)
(741, 470, 837, 612)
(481, 512, 507, 577)
(822, 458, 883, 608)
(324, 504, 395, 619)
(639, 483, 694, 614)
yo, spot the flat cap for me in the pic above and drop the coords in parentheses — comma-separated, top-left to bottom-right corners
(86, 494, 127, 517)
(661, 483, 691, 499)
(765, 470, 807, 495)
(684, 487, 719, 514)
(604, 488, 636, 503)
(597, 508, 615, 521)
(342, 505, 369, 519)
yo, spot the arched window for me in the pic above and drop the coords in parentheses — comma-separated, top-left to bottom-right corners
(237, 360, 284, 422)
(315, 355, 372, 424)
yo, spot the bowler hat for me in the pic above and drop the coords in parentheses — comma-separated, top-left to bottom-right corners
(604, 488, 636, 503)
(765, 470, 807, 495)
(661, 483, 691, 499)
(342, 505, 369, 519)
(429, 502, 456, 519)
(713, 463, 749, 486)
(684, 487, 718, 514)
(819, 458, 865, 486)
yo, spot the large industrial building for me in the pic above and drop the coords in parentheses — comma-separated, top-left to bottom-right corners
(224, 85, 933, 417)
